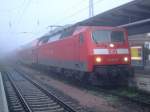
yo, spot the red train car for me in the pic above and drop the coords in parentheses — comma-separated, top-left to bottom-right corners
(19, 25, 134, 86)
(17, 39, 38, 65)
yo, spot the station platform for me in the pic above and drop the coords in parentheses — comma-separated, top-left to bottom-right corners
(0, 72, 9, 112)
(135, 66, 150, 75)
(134, 68, 150, 93)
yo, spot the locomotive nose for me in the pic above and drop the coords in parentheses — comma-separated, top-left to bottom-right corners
(92, 47, 130, 65)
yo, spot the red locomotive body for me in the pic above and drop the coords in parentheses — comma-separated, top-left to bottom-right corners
(18, 26, 133, 86)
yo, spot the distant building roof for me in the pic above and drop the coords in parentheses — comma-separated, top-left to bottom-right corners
(77, 0, 150, 35)
(78, 0, 150, 26)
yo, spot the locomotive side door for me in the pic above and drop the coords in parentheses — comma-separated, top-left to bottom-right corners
(32, 44, 39, 64)
(77, 33, 86, 71)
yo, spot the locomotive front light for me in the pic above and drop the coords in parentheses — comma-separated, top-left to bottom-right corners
(109, 43, 114, 48)
(124, 57, 128, 62)
(96, 57, 102, 63)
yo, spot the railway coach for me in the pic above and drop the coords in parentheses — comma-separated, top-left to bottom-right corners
(18, 25, 134, 86)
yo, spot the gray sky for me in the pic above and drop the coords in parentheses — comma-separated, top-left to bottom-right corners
(0, 0, 133, 56)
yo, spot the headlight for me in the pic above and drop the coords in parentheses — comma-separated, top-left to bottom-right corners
(124, 57, 128, 62)
(109, 43, 114, 48)
(96, 57, 102, 63)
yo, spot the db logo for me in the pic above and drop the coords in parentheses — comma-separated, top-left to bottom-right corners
(109, 49, 117, 54)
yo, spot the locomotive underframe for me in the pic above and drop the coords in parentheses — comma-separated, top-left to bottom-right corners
(89, 65, 134, 86)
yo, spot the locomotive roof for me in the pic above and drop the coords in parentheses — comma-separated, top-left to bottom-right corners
(38, 25, 126, 42)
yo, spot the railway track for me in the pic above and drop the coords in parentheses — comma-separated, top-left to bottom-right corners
(19, 65, 150, 110)
(28, 66, 150, 109)
(2, 70, 86, 112)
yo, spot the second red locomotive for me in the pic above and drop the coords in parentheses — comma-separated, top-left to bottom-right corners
(18, 25, 134, 86)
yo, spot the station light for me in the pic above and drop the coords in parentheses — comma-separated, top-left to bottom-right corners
(147, 33, 150, 37)
(96, 57, 102, 63)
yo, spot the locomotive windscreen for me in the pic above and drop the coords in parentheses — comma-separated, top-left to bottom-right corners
(92, 30, 125, 43)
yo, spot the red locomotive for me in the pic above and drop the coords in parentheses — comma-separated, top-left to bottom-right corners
(18, 25, 134, 86)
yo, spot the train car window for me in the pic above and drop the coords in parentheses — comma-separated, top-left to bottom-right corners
(42, 37, 49, 43)
(61, 27, 75, 39)
(79, 34, 84, 44)
(38, 36, 49, 45)
(48, 34, 61, 43)
(38, 41, 43, 46)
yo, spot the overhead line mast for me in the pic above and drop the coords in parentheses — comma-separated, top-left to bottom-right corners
(89, 0, 94, 17)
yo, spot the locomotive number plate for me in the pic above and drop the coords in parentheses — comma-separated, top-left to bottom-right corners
(108, 49, 117, 54)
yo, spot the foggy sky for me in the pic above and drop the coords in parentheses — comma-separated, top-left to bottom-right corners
(0, 0, 133, 57)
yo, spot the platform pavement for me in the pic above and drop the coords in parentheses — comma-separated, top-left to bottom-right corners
(0, 72, 9, 112)
(135, 65, 150, 76)
(134, 68, 150, 93)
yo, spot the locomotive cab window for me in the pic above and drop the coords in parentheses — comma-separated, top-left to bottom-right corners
(111, 31, 125, 42)
(92, 30, 110, 43)
(92, 30, 125, 43)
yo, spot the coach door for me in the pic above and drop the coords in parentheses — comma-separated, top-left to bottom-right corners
(32, 47, 38, 64)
